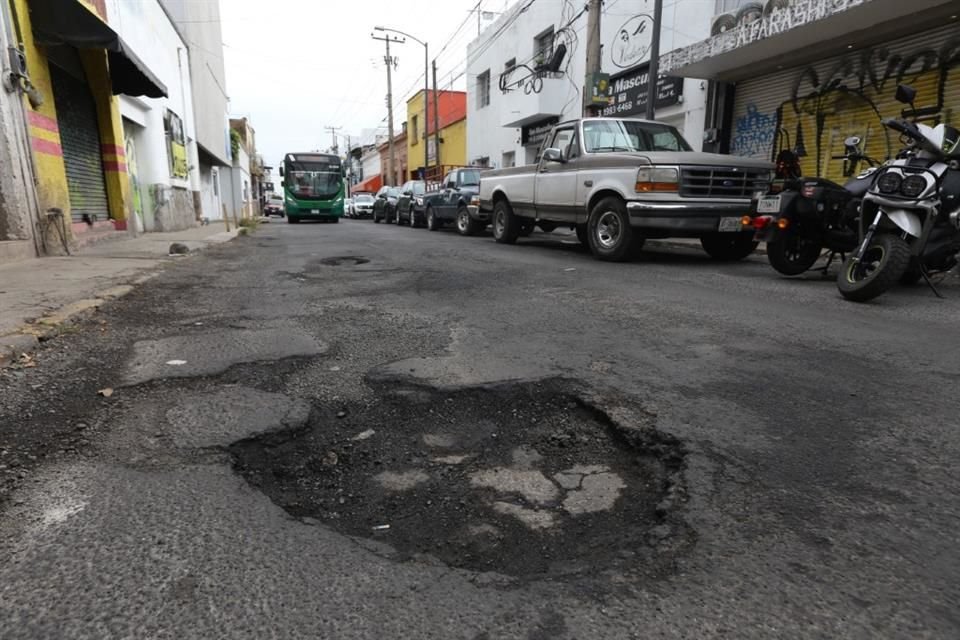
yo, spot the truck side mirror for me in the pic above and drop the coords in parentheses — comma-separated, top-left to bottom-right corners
(542, 148, 565, 163)
(279, 166, 284, 176)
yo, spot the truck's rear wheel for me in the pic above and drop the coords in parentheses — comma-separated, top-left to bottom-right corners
(700, 232, 758, 261)
(587, 197, 637, 261)
(493, 199, 521, 244)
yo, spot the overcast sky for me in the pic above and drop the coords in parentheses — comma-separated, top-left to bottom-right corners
(221, 0, 510, 170)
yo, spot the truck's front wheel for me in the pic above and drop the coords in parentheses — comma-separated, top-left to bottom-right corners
(588, 197, 638, 261)
(492, 199, 521, 244)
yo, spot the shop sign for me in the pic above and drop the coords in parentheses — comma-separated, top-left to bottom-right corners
(600, 63, 683, 118)
(521, 116, 560, 146)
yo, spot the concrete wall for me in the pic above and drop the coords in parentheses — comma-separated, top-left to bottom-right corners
(466, 0, 713, 168)
(158, 0, 230, 165)
(109, 0, 200, 232)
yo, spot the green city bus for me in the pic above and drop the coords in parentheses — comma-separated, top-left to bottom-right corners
(279, 152, 346, 223)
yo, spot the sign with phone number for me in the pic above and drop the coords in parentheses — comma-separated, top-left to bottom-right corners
(599, 62, 683, 118)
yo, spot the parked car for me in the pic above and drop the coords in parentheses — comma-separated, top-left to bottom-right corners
(396, 180, 426, 226)
(264, 193, 284, 217)
(476, 117, 773, 261)
(372, 186, 400, 224)
(352, 193, 375, 219)
(423, 168, 483, 234)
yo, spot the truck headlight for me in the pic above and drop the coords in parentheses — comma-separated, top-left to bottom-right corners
(636, 167, 679, 193)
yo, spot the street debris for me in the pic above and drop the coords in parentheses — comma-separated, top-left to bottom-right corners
(97, 388, 114, 397)
(351, 429, 375, 441)
(165, 359, 187, 366)
(371, 524, 390, 531)
(564, 267, 577, 272)
(336, 410, 348, 419)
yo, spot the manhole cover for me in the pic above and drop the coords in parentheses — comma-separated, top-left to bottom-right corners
(316, 256, 370, 266)
(229, 381, 689, 579)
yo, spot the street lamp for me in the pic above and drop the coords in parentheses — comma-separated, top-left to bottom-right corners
(374, 26, 429, 184)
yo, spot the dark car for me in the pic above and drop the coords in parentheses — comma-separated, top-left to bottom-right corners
(372, 186, 400, 223)
(352, 193, 376, 219)
(395, 180, 426, 227)
(423, 168, 483, 235)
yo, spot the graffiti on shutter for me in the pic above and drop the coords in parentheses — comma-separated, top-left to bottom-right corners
(732, 25, 960, 182)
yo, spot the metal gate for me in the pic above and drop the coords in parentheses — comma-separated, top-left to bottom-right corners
(728, 24, 960, 183)
(49, 64, 109, 224)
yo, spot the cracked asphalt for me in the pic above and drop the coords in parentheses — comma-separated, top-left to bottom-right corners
(1, 219, 958, 639)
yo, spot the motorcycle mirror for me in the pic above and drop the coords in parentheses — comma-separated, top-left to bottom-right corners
(895, 84, 916, 106)
(844, 136, 861, 149)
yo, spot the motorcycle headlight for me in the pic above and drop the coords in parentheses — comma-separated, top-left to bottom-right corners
(900, 174, 927, 198)
(877, 172, 902, 194)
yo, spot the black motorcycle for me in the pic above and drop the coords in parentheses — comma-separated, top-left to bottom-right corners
(748, 137, 880, 276)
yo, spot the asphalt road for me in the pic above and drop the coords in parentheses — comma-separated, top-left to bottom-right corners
(1, 218, 958, 639)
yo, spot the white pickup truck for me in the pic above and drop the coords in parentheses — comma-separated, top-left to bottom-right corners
(473, 117, 774, 261)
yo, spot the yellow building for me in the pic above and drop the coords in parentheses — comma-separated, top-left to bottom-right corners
(6, 0, 165, 250)
(405, 90, 467, 181)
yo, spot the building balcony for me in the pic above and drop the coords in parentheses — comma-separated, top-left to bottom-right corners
(499, 75, 568, 128)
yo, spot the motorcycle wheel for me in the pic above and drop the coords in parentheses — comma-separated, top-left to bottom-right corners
(837, 233, 910, 302)
(767, 231, 823, 275)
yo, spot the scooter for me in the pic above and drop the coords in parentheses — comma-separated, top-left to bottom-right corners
(837, 85, 960, 302)
(747, 138, 880, 276)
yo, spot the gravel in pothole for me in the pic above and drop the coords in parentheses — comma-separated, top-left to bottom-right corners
(229, 380, 688, 579)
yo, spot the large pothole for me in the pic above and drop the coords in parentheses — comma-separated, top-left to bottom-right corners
(229, 380, 689, 579)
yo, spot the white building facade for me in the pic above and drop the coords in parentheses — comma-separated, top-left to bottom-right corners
(466, 0, 714, 169)
(108, 0, 201, 232)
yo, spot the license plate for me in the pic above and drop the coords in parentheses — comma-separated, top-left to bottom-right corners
(718, 216, 742, 232)
(757, 196, 781, 214)
(311, 209, 319, 214)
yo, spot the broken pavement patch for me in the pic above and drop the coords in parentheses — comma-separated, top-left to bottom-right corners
(123, 328, 327, 385)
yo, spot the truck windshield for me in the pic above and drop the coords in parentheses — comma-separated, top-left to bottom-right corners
(460, 169, 480, 186)
(583, 120, 692, 153)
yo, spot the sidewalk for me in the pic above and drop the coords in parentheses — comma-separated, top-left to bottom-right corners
(0, 225, 241, 365)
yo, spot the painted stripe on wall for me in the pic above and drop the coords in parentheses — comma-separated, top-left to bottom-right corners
(32, 137, 63, 156)
(101, 143, 125, 158)
(103, 161, 127, 172)
(27, 110, 59, 132)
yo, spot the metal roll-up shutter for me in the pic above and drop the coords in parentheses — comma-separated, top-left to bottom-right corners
(729, 23, 960, 184)
(49, 64, 109, 224)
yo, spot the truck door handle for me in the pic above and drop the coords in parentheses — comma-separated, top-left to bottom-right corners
(584, 180, 593, 187)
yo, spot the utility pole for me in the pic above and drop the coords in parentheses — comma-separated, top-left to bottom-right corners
(325, 125, 342, 154)
(583, 0, 602, 116)
(432, 60, 441, 172)
(345, 133, 352, 197)
(645, 0, 663, 120)
(372, 31, 403, 185)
